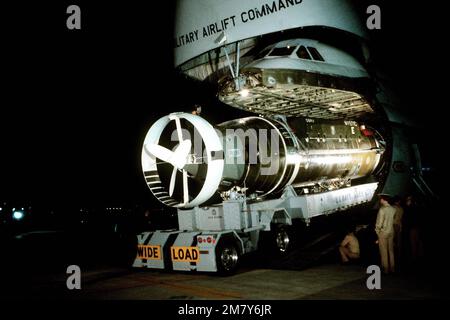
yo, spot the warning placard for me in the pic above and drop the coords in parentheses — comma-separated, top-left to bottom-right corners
(171, 246, 200, 263)
(136, 245, 162, 260)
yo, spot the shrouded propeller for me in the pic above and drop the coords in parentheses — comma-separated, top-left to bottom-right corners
(141, 113, 224, 208)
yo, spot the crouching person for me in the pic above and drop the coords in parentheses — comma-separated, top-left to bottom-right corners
(339, 226, 360, 264)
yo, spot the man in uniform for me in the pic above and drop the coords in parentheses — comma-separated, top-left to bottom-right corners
(392, 195, 404, 268)
(375, 194, 396, 274)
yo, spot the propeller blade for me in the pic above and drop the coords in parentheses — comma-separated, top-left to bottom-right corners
(172, 139, 192, 169)
(174, 116, 184, 142)
(145, 139, 191, 169)
(183, 169, 189, 204)
(144, 144, 174, 164)
(169, 166, 177, 197)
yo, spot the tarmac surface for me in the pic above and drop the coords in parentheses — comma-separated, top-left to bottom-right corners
(0, 226, 448, 300)
(77, 264, 444, 300)
(1, 261, 446, 300)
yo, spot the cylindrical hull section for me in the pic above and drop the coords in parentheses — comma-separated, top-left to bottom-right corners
(218, 116, 382, 193)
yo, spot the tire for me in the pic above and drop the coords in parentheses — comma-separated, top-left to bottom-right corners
(215, 239, 240, 276)
(260, 224, 296, 258)
(274, 225, 291, 255)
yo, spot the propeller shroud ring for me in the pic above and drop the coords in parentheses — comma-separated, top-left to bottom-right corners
(142, 113, 225, 208)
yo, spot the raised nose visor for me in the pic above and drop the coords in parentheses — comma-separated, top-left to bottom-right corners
(218, 39, 375, 120)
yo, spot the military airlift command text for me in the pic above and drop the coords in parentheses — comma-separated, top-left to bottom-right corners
(174, 0, 303, 48)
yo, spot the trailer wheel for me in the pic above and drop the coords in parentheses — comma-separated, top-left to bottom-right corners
(275, 225, 291, 254)
(216, 240, 240, 275)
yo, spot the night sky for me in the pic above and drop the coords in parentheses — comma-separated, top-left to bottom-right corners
(1, 1, 445, 209)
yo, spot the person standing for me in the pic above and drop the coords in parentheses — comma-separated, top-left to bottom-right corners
(392, 195, 404, 268)
(404, 195, 423, 264)
(375, 194, 396, 274)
